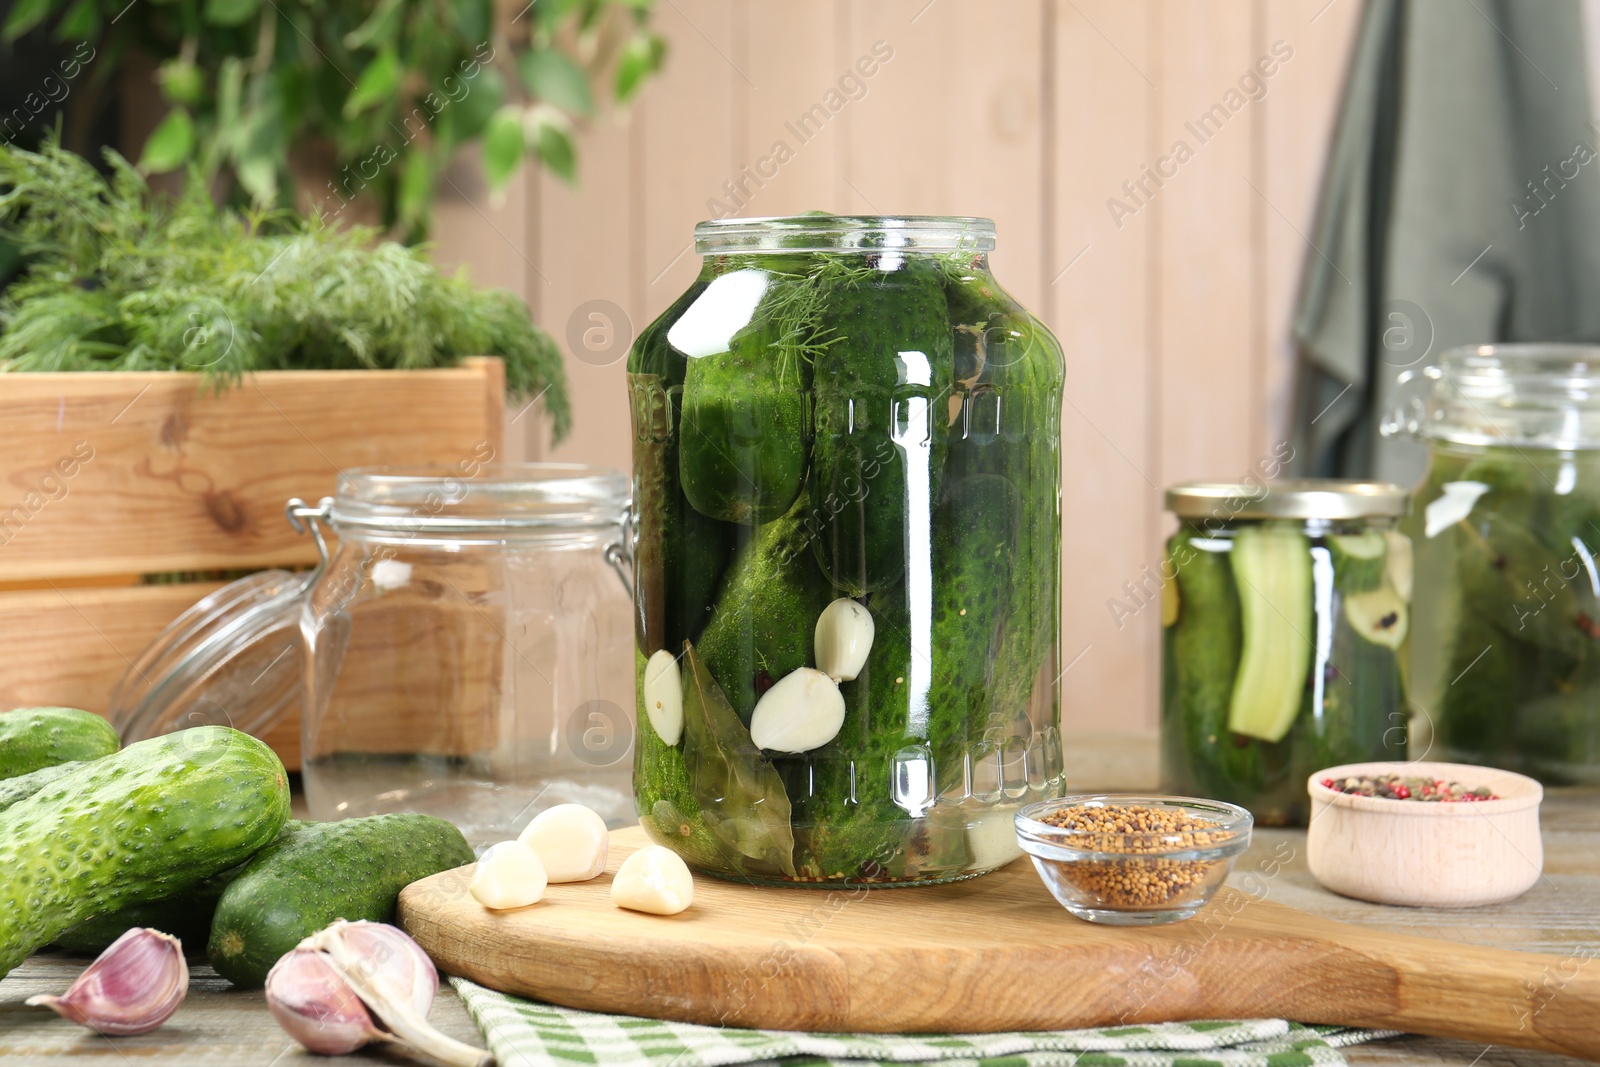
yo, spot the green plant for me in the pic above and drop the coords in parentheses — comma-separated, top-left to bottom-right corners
(2, 0, 664, 238)
(0, 140, 571, 438)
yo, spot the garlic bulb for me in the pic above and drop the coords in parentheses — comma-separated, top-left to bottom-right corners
(26, 927, 187, 1035)
(268, 920, 488, 1067)
(470, 840, 548, 909)
(814, 598, 874, 682)
(519, 804, 609, 882)
(611, 845, 695, 915)
(749, 667, 846, 753)
(642, 648, 683, 744)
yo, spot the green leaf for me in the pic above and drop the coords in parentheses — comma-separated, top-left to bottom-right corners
(203, 0, 260, 26)
(397, 147, 432, 226)
(482, 105, 524, 191)
(54, 0, 99, 40)
(158, 59, 205, 106)
(342, 48, 401, 119)
(518, 48, 593, 116)
(445, 66, 503, 145)
(3, 0, 53, 40)
(614, 32, 665, 104)
(342, 0, 403, 51)
(679, 642, 796, 878)
(531, 111, 575, 182)
(139, 109, 196, 173)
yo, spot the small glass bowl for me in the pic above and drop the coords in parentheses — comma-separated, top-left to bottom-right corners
(1015, 795, 1253, 925)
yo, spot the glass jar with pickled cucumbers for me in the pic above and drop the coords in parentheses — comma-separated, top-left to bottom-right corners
(627, 215, 1065, 885)
(1389, 344, 1600, 784)
(1160, 481, 1411, 825)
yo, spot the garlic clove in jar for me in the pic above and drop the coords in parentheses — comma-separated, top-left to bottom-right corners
(469, 840, 548, 909)
(26, 927, 188, 1035)
(749, 667, 846, 753)
(518, 804, 609, 882)
(814, 598, 874, 682)
(643, 648, 684, 744)
(611, 845, 695, 915)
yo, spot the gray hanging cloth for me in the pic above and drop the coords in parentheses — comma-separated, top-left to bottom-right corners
(1292, 0, 1600, 486)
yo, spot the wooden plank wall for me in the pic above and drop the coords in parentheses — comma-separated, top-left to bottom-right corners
(430, 0, 1362, 733)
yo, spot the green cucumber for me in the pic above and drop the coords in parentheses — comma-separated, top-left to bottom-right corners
(1226, 523, 1313, 743)
(633, 648, 726, 869)
(0, 706, 119, 779)
(0, 726, 289, 977)
(697, 495, 836, 721)
(675, 268, 812, 524)
(1328, 532, 1387, 593)
(0, 760, 89, 813)
(208, 813, 473, 988)
(54, 821, 310, 954)
(810, 259, 955, 595)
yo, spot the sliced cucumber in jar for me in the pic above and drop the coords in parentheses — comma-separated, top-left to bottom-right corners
(1345, 584, 1409, 649)
(1327, 532, 1387, 593)
(1227, 522, 1313, 744)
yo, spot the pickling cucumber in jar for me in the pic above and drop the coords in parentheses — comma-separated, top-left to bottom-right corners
(1159, 481, 1410, 825)
(627, 215, 1065, 886)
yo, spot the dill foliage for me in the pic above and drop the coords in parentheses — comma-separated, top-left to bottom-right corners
(0, 141, 571, 440)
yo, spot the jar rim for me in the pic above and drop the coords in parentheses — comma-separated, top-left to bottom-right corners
(331, 463, 630, 533)
(694, 214, 996, 254)
(1165, 478, 1408, 521)
(1407, 342, 1600, 449)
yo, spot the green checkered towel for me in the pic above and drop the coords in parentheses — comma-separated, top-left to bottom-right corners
(451, 978, 1396, 1067)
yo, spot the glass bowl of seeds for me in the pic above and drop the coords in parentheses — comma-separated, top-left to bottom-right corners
(1014, 795, 1252, 925)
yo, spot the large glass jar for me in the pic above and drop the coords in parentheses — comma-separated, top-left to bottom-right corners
(111, 463, 637, 848)
(627, 215, 1065, 886)
(1161, 481, 1411, 825)
(1390, 344, 1600, 784)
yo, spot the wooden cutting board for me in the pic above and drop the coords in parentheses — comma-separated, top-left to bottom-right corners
(398, 827, 1600, 1062)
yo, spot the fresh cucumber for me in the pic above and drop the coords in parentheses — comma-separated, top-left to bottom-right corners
(1327, 532, 1387, 593)
(696, 494, 836, 721)
(54, 821, 310, 955)
(0, 760, 89, 813)
(0, 726, 289, 977)
(1227, 523, 1314, 743)
(208, 813, 473, 988)
(810, 259, 955, 595)
(0, 706, 119, 779)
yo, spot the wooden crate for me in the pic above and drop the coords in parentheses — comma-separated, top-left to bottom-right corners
(0, 358, 506, 767)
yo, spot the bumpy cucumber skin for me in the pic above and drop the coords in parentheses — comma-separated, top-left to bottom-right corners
(0, 727, 289, 977)
(633, 649, 727, 869)
(208, 814, 472, 988)
(629, 278, 737, 655)
(0, 761, 89, 814)
(810, 260, 955, 595)
(54, 820, 310, 955)
(0, 707, 119, 779)
(696, 495, 836, 722)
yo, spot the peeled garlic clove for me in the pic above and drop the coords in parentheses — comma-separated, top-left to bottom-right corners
(643, 648, 684, 745)
(611, 845, 695, 915)
(814, 598, 874, 682)
(749, 667, 846, 753)
(470, 840, 548, 909)
(26, 926, 187, 1035)
(266, 947, 384, 1056)
(519, 803, 609, 882)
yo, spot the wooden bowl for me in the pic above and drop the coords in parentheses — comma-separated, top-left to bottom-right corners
(1306, 760, 1543, 908)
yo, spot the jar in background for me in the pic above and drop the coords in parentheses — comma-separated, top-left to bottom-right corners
(111, 463, 637, 848)
(628, 214, 1065, 885)
(1161, 481, 1411, 825)
(1388, 344, 1600, 784)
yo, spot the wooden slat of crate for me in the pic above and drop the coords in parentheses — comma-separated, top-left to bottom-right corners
(0, 358, 505, 583)
(0, 581, 301, 765)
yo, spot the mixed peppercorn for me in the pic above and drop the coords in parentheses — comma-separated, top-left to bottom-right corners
(1319, 774, 1498, 802)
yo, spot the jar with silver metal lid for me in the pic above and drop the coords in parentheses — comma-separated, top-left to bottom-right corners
(1161, 479, 1411, 825)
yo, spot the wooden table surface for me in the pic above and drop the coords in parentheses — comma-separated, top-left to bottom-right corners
(2, 734, 1596, 1066)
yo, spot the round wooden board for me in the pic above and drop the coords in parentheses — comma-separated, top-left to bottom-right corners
(397, 827, 1600, 1058)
